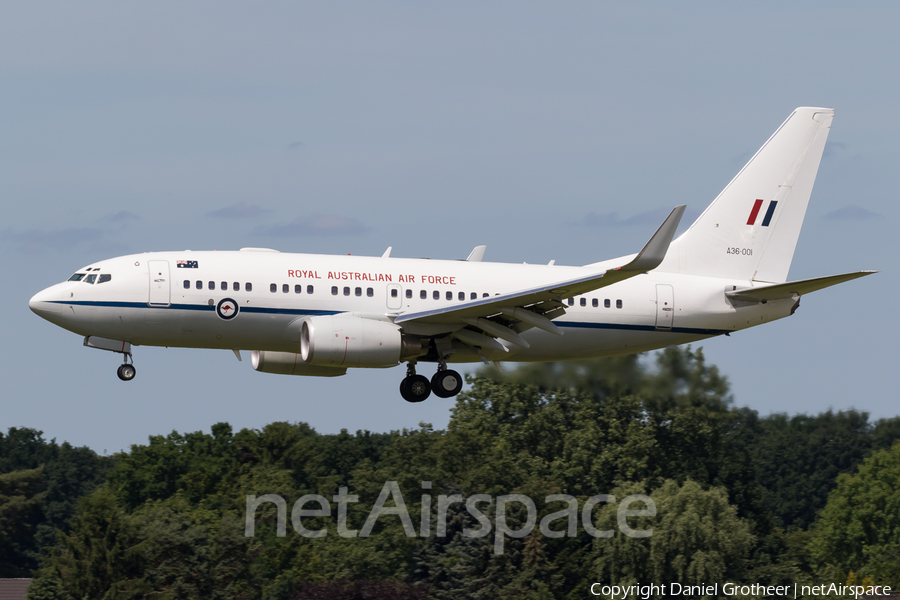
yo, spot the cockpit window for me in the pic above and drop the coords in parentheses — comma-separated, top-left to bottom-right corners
(68, 273, 85, 281)
(84, 274, 97, 284)
(97, 274, 112, 284)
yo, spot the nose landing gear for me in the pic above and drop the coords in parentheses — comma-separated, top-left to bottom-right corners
(116, 352, 136, 381)
(117, 362, 136, 381)
(83, 336, 137, 382)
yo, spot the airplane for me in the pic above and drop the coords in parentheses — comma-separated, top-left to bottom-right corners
(29, 107, 875, 403)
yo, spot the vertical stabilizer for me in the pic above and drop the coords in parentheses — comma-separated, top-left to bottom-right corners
(661, 107, 833, 283)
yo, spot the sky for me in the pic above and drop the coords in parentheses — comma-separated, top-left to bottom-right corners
(1, 2, 896, 453)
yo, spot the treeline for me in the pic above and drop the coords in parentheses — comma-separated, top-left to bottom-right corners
(1, 347, 898, 599)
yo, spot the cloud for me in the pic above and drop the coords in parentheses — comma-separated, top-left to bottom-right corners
(576, 206, 699, 228)
(823, 141, 849, 159)
(108, 210, 141, 223)
(288, 141, 304, 149)
(823, 205, 882, 220)
(257, 214, 371, 236)
(207, 202, 272, 219)
(1, 227, 107, 253)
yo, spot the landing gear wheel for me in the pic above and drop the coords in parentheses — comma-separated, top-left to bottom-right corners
(117, 363, 136, 381)
(400, 375, 431, 403)
(432, 369, 463, 398)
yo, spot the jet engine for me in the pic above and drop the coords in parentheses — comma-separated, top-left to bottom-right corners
(301, 315, 423, 368)
(251, 351, 347, 377)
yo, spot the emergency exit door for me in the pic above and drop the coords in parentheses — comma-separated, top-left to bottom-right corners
(148, 260, 171, 307)
(655, 284, 674, 330)
(386, 284, 402, 310)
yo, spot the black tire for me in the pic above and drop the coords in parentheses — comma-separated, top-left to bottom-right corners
(399, 378, 412, 402)
(432, 370, 463, 398)
(117, 364, 136, 381)
(401, 375, 431, 402)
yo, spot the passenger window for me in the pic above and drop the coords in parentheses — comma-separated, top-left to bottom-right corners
(68, 273, 85, 282)
(208, 281, 215, 290)
(283, 284, 289, 293)
(616, 299, 623, 309)
(471, 292, 477, 300)
(483, 293, 489, 298)
(270, 284, 277, 293)
(420, 290, 426, 299)
(183, 280, 190, 289)
(433, 290, 439, 300)
(567, 298, 574, 306)
(446, 291, 453, 300)
(233, 282, 240, 292)
(580, 298, 586, 307)
(295, 285, 302, 294)
(391, 289, 398, 298)
(307, 285, 314, 294)
(605, 299, 610, 308)
(592, 298, 598, 307)
(458, 292, 465, 301)
(246, 283, 253, 292)
(84, 274, 97, 284)
(221, 282, 227, 291)
(367, 288, 374, 297)
(343, 287, 350, 296)
(355, 287, 362, 297)
(406, 289, 412, 298)
(196, 280, 202, 290)
(331, 286, 338, 295)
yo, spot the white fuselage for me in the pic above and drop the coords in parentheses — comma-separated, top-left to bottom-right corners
(29, 249, 796, 365)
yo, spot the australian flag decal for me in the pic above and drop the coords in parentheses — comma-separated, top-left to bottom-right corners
(177, 260, 199, 269)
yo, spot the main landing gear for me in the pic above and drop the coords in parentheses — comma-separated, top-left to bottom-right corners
(400, 361, 463, 403)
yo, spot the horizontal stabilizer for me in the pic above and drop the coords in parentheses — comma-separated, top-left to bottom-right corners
(727, 271, 876, 302)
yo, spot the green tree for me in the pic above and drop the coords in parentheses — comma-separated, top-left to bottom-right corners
(0, 467, 46, 576)
(809, 442, 900, 587)
(591, 480, 754, 597)
(754, 410, 875, 529)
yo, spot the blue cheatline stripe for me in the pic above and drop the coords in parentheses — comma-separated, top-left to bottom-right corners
(46, 301, 728, 336)
(48, 300, 338, 317)
(761, 200, 778, 227)
(559, 321, 729, 336)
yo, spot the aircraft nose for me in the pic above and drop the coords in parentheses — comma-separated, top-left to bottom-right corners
(29, 287, 61, 319)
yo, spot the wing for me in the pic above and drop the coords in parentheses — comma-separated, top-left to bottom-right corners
(394, 205, 685, 353)
(726, 270, 876, 303)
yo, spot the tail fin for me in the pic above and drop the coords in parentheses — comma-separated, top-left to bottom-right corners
(661, 107, 833, 283)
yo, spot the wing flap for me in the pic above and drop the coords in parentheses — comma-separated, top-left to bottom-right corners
(727, 270, 876, 302)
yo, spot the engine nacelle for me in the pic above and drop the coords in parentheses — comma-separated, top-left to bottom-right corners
(301, 315, 423, 368)
(251, 351, 347, 377)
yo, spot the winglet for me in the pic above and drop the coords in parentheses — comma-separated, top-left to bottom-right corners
(618, 205, 685, 273)
(466, 245, 487, 262)
(382, 247, 392, 258)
